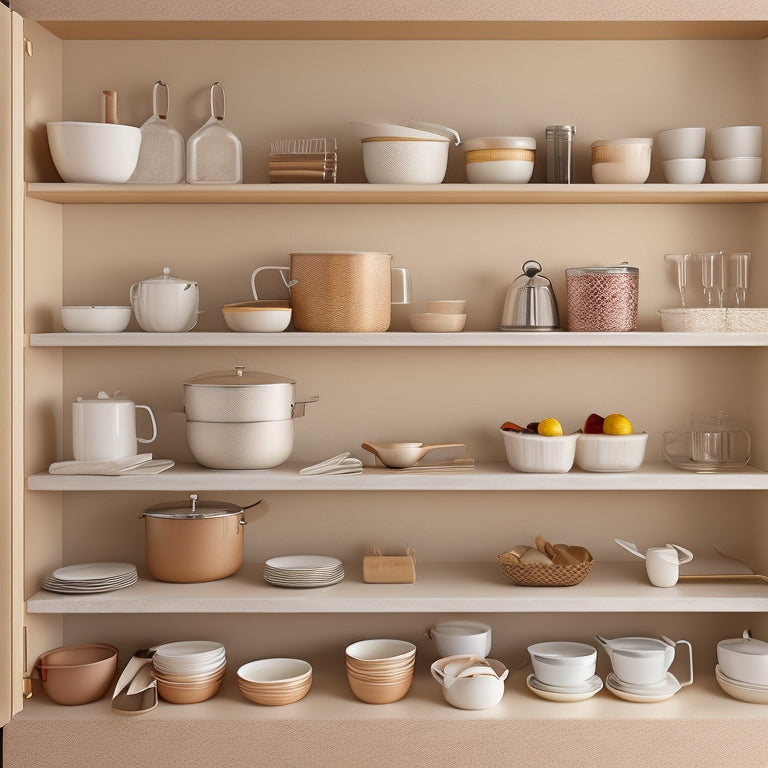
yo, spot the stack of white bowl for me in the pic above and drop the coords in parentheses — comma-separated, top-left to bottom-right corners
(236, 658, 313, 705)
(345, 639, 416, 704)
(526, 641, 602, 702)
(656, 127, 707, 183)
(709, 125, 763, 183)
(716, 631, 768, 703)
(152, 640, 226, 704)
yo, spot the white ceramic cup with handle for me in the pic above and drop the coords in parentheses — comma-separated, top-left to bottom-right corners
(72, 391, 157, 461)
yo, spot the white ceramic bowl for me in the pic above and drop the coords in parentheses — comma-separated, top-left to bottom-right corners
(222, 301, 292, 333)
(709, 156, 762, 183)
(361, 138, 450, 183)
(656, 127, 706, 160)
(186, 419, 294, 469)
(717, 635, 768, 686)
(710, 125, 763, 161)
(427, 300, 467, 314)
(61, 305, 132, 333)
(500, 428, 578, 473)
(47, 121, 141, 183)
(528, 642, 597, 687)
(662, 158, 706, 184)
(345, 639, 417, 664)
(409, 312, 466, 332)
(574, 432, 648, 472)
(591, 138, 652, 184)
(237, 658, 312, 685)
(428, 621, 492, 658)
(461, 136, 535, 184)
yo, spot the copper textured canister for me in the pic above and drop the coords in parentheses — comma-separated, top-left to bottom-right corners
(565, 266, 639, 332)
(142, 494, 249, 583)
(289, 251, 401, 332)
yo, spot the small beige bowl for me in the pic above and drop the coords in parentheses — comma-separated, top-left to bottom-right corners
(222, 300, 292, 333)
(409, 312, 466, 333)
(427, 300, 467, 314)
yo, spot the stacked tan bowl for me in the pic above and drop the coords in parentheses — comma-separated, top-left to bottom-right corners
(236, 658, 312, 705)
(345, 639, 416, 704)
(152, 640, 226, 704)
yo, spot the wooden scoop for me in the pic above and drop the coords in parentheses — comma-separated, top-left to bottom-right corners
(103, 89, 118, 124)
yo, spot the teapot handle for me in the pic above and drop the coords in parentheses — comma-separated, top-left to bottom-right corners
(129, 282, 140, 308)
(670, 544, 694, 565)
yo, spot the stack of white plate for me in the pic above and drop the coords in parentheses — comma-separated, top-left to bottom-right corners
(715, 665, 768, 704)
(42, 562, 138, 593)
(264, 555, 344, 588)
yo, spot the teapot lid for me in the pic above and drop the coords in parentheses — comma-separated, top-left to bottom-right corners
(719, 630, 768, 656)
(75, 390, 133, 404)
(184, 365, 296, 388)
(140, 267, 197, 285)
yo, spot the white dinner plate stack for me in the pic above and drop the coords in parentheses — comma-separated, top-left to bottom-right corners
(264, 555, 344, 588)
(42, 562, 138, 593)
(152, 640, 226, 676)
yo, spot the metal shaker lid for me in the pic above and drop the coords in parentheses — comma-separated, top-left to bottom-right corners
(546, 125, 576, 139)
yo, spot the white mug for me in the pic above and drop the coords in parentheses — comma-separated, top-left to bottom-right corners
(73, 391, 157, 461)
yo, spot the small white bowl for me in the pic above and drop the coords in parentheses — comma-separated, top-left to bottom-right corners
(591, 138, 652, 184)
(528, 642, 597, 687)
(409, 312, 466, 333)
(61, 305, 132, 332)
(662, 158, 706, 184)
(427, 621, 492, 658)
(427, 300, 467, 314)
(574, 432, 648, 472)
(236, 658, 312, 685)
(461, 137, 535, 184)
(656, 127, 706, 160)
(709, 156, 762, 184)
(500, 428, 578, 473)
(710, 125, 763, 161)
(222, 301, 292, 333)
(47, 121, 141, 184)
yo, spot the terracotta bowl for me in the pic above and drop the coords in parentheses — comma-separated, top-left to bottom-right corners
(35, 643, 118, 705)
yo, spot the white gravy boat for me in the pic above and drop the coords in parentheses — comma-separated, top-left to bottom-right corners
(615, 538, 693, 587)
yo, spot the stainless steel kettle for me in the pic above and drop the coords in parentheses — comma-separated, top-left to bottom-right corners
(500, 260, 561, 331)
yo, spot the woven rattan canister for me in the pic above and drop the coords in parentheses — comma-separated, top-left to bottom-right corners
(289, 251, 393, 332)
(565, 265, 639, 332)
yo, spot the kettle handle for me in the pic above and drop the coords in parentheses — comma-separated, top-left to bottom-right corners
(251, 266, 297, 301)
(135, 405, 158, 445)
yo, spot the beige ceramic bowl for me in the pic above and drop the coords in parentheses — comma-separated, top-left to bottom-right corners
(237, 658, 313, 706)
(156, 673, 224, 704)
(591, 138, 652, 183)
(35, 643, 118, 705)
(346, 669, 414, 704)
(409, 312, 467, 333)
(222, 300, 292, 333)
(427, 300, 467, 314)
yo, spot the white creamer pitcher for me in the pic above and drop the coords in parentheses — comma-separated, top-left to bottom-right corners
(73, 390, 157, 461)
(615, 538, 693, 588)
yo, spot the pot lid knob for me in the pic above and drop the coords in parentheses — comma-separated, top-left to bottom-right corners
(522, 260, 543, 278)
(162, 267, 171, 279)
(234, 365, 245, 377)
(189, 493, 198, 512)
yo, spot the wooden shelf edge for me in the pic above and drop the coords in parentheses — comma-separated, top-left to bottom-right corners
(25, 182, 768, 205)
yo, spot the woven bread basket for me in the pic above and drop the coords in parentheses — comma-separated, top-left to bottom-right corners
(497, 551, 594, 587)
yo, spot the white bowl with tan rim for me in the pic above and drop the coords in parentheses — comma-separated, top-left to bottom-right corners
(591, 138, 653, 183)
(222, 300, 292, 332)
(460, 136, 536, 183)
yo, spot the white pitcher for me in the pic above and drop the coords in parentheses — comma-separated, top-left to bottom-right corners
(73, 391, 157, 461)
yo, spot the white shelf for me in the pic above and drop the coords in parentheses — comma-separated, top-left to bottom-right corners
(14, 667, 768, 726)
(25, 182, 768, 205)
(26, 331, 768, 347)
(25, 461, 768, 492)
(25, 561, 768, 615)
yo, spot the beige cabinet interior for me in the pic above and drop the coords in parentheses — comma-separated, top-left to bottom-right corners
(6, 16, 768, 768)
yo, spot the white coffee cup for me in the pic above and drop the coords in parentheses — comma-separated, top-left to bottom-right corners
(72, 391, 157, 461)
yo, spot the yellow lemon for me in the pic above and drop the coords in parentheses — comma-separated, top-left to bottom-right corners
(603, 413, 633, 435)
(537, 417, 564, 437)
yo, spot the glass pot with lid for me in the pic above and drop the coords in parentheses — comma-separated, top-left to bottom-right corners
(500, 260, 561, 331)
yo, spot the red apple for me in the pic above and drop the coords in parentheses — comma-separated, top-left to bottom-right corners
(583, 413, 604, 434)
(501, 421, 525, 432)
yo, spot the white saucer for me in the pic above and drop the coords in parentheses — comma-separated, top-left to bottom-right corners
(526, 674, 603, 702)
(605, 672, 681, 702)
(715, 665, 768, 704)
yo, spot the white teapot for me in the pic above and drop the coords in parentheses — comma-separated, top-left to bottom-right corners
(130, 267, 199, 332)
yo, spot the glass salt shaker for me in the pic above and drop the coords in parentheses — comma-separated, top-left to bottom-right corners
(546, 124, 576, 183)
(186, 82, 243, 184)
(129, 81, 185, 183)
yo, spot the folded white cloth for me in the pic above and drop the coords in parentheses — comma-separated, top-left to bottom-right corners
(299, 452, 363, 476)
(49, 454, 175, 476)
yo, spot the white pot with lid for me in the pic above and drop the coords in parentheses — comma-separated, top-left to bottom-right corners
(130, 267, 200, 332)
(717, 630, 768, 686)
(72, 390, 157, 461)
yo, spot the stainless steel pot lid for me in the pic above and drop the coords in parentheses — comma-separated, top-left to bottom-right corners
(184, 366, 295, 388)
(142, 493, 259, 519)
(566, 266, 638, 275)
